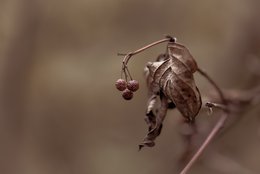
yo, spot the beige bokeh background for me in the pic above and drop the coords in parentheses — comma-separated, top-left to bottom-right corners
(0, 0, 260, 174)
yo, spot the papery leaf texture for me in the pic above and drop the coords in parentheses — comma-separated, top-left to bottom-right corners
(140, 42, 201, 149)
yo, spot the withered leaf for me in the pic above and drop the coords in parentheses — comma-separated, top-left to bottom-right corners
(140, 94, 168, 150)
(167, 42, 198, 73)
(148, 42, 202, 122)
(156, 53, 170, 62)
(140, 42, 202, 149)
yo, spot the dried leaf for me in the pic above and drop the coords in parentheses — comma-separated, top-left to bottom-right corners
(167, 42, 198, 73)
(156, 53, 170, 62)
(140, 42, 202, 149)
(146, 61, 165, 93)
(146, 42, 201, 122)
(140, 57, 172, 149)
(139, 94, 168, 150)
(146, 94, 157, 117)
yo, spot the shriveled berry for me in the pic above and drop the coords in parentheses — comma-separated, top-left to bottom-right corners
(127, 80, 139, 92)
(115, 79, 127, 91)
(122, 89, 133, 100)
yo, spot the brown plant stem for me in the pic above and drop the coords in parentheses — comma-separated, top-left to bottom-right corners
(180, 68, 229, 174)
(180, 113, 228, 174)
(197, 68, 227, 105)
(120, 36, 175, 81)
(122, 37, 174, 65)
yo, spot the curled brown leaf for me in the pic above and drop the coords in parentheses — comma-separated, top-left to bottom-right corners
(140, 41, 202, 149)
(140, 94, 168, 150)
(147, 42, 201, 122)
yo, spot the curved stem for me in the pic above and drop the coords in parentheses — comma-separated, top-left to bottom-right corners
(197, 68, 227, 105)
(122, 37, 175, 66)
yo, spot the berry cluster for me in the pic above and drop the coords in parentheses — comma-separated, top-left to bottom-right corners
(115, 79, 139, 100)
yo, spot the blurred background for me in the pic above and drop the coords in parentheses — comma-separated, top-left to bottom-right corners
(0, 0, 260, 174)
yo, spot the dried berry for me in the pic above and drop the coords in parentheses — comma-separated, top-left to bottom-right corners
(127, 80, 139, 92)
(115, 79, 127, 91)
(122, 89, 134, 100)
